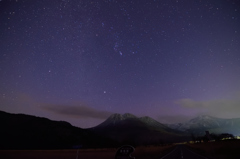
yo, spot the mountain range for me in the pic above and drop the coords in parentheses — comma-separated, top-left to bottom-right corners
(167, 115, 240, 136)
(1, 110, 240, 149)
(89, 113, 190, 145)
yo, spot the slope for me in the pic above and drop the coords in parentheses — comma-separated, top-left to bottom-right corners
(0, 110, 116, 149)
(90, 113, 190, 145)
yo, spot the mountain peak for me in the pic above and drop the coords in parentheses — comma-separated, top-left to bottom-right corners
(94, 113, 176, 133)
(109, 113, 137, 121)
(189, 115, 218, 123)
(122, 113, 137, 119)
(95, 113, 138, 128)
(91, 113, 189, 144)
(197, 115, 213, 119)
(139, 116, 156, 123)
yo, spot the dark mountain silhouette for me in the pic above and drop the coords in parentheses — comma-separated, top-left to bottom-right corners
(167, 115, 240, 136)
(0, 111, 117, 149)
(1, 110, 239, 149)
(89, 113, 190, 145)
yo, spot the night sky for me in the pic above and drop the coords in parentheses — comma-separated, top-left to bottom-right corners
(1, 0, 240, 128)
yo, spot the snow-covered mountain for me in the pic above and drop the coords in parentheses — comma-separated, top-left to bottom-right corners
(168, 115, 240, 136)
(94, 113, 139, 128)
(90, 113, 240, 144)
(97, 113, 171, 130)
(96, 113, 182, 133)
(91, 113, 189, 144)
(139, 116, 169, 129)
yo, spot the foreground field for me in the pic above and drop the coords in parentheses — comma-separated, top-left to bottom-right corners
(187, 139, 240, 159)
(0, 145, 174, 159)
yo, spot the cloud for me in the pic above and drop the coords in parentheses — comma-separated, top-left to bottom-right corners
(0, 91, 40, 114)
(175, 98, 240, 118)
(43, 103, 112, 119)
(0, 91, 113, 127)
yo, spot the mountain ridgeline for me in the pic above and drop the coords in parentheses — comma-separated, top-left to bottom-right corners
(167, 115, 240, 136)
(89, 113, 190, 145)
(1, 111, 240, 149)
(0, 111, 116, 149)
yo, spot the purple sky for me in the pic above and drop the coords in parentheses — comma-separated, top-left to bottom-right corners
(1, 0, 240, 128)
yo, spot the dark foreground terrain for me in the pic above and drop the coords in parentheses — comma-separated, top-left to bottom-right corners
(1, 140, 240, 159)
(160, 145, 208, 159)
(187, 140, 240, 159)
(0, 145, 175, 159)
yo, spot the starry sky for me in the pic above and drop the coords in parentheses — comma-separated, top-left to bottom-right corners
(1, 0, 240, 128)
